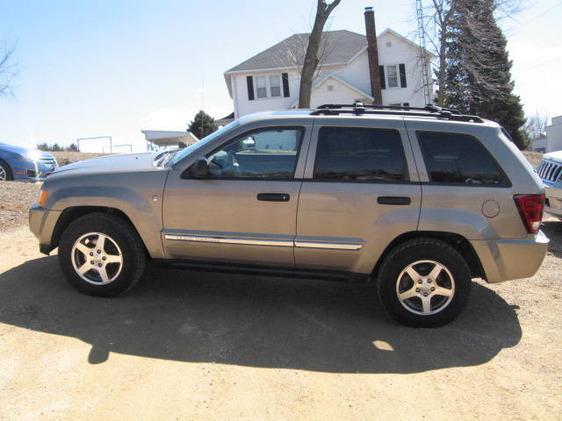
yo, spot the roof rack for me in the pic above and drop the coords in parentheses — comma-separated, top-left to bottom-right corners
(311, 102, 484, 123)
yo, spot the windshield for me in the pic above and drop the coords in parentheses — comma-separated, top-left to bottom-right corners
(170, 120, 240, 166)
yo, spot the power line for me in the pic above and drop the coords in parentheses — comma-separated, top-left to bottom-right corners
(517, 56, 562, 73)
(508, 2, 562, 36)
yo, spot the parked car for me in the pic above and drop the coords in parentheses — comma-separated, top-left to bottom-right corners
(0, 142, 58, 182)
(29, 104, 548, 327)
(536, 151, 562, 219)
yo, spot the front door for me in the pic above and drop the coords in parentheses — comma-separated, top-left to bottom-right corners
(162, 126, 309, 267)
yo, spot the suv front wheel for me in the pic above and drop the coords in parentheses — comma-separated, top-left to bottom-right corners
(377, 238, 471, 327)
(58, 213, 146, 297)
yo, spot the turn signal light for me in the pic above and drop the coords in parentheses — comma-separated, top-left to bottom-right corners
(37, 189, 49, 208)
(513, 193, 544, 234)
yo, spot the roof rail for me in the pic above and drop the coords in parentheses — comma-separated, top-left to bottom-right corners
(311, 102, 483, 123)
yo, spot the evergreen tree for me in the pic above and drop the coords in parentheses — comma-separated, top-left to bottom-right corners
(188, 110, 218, 140)
(445, 0, 527, 148)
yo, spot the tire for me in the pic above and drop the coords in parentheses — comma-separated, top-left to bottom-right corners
(0, 159, 13, 181)
(58, 213, 146, 297)
(376, 238, 471, 327)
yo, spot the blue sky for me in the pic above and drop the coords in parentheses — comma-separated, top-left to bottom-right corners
(0, 0, 560, 150)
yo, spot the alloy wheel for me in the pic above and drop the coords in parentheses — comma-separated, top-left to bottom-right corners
(71, 232, 124, 285)
(395, 260, 455, 315)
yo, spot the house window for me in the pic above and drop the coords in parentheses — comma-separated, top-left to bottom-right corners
(255, 76, 268, 98)
(386, 65, 399, 88)
(269, 75, 281, 97)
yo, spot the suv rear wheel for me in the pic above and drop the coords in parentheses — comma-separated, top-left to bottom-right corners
(377, 238, 471, 327)
(58, 213, 146, 297)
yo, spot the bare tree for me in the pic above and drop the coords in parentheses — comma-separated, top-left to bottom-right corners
(298, 0, 341, 108)
(0, 41, 16, 97)
(524, 112, 549, 141)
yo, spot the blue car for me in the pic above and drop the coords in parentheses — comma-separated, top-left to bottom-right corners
(0, 142, 58, 182)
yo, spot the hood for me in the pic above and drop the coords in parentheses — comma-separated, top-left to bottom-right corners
(544, 150, 562, 163)
(51, 152, 163, 178)
(0, 142, 53, 159)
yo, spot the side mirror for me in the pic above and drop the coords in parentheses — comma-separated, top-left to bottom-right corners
(188, 158, 209, 178)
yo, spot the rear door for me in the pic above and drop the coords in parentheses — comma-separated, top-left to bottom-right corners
(295, 117, 422, 274)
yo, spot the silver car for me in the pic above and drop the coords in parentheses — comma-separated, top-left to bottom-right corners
(536, 151, 562, 219)
(29, 104, 548, 327)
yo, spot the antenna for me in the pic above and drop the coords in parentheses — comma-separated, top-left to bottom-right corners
(416, 0, 432, 104)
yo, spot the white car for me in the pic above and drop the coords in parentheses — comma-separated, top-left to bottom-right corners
(536, 151, 562, 219)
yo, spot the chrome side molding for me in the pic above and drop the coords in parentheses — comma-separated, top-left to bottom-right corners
(294, 241, 363, 250)
(164, 234, 363, 251)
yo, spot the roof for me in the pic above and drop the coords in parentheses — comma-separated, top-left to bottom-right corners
(289, 75, 374, 108)
(225, 28, 435, 75)
(226, 30, 367, 73)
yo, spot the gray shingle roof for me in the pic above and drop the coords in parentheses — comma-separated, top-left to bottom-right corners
(226, 30, 367, 73)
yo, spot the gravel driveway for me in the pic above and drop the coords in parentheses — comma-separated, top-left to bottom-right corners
(0, 181, 561, 419)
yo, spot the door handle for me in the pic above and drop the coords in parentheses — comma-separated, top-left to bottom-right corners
(257, 193, 290, 202)
(377, 196, 411, 205)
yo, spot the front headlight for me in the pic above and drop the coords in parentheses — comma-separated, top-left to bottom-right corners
(26, 150, 43, 162)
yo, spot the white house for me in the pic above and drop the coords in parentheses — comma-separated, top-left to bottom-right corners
(531, 116, 562, 153)
(224, 25, 434, 118)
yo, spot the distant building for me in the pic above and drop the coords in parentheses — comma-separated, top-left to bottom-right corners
(224, 12, 434, 118)
(142, 130, 198, 151)
(531, 116, 562, 153)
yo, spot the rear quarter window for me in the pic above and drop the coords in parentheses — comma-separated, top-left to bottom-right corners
(417, 131, 510, 186)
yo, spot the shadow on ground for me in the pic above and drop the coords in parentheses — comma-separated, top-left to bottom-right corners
(0, 256, 522, 373)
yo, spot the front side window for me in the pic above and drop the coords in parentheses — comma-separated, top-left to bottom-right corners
(269, 75, 281, 97)
(206, 128, 303, 179)
(255, 76, 267, 98)
(386, 65, 399, 88)
(314, 127, 408, 182)
(417, 131, 508, 186)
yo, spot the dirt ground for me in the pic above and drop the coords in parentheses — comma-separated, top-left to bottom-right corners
(0, 215, 561, 419)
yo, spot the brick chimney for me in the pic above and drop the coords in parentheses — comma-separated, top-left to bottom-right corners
(364, 7, 383, 105)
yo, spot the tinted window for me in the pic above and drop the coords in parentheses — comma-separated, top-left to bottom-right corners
(206, 128, 303, 179)
(314, 127, 407, 182)
(417, 131, 507, 185)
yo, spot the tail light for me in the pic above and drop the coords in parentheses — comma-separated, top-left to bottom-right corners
(513, 193, 544, 234)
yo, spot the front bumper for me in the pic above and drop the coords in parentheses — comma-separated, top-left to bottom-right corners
(471, 231, 549, 283)
(29, 205, 61, 254)
(12, 158, 57, 182)
(544, 185, 562, 218)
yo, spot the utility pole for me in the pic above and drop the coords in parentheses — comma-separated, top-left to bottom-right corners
(416, 0, 432, 105)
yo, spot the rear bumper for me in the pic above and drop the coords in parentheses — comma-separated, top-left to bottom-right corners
(29, 205, 61, 254)
(471, 231, 549, 283)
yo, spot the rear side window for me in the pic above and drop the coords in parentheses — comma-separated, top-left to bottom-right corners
(314, 127, 408, 182)
(417, 131, 509, 186)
